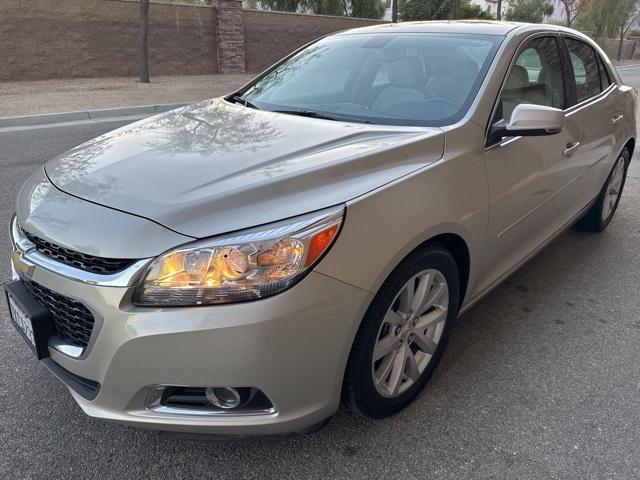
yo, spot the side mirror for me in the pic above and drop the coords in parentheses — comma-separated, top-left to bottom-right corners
(488, 104, 565, 145)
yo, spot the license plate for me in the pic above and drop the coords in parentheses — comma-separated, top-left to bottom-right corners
(8, 294, 36, 348)
(4, 281, 54, 360)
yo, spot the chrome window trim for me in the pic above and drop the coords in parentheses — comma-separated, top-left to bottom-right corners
(564, 81, 617, 115)
(484, 31, 616, 152)
(486, 81, 617, 154)
(10, 215, 152, 288)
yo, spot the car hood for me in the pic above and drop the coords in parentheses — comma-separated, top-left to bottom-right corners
(45, 99, 444, 239)
(16, 169, 193, 259)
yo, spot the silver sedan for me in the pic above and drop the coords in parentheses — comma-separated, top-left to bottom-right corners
(6, 21, 636, 435)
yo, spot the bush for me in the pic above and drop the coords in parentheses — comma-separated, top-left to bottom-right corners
(400, 0, 494, 21)
(504, 0, 554, 23)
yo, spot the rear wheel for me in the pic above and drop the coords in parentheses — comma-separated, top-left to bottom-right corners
(576, 148, 629, 232)
(343, 244, 460, 419)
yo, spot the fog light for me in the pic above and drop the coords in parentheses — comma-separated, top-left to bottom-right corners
(205, 386, 241, 409)
(145, 385, 276, 415)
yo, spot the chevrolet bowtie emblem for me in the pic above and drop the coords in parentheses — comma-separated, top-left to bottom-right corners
(11, 250, 35, 278)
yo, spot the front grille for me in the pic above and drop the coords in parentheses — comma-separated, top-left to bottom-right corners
(23, 231, 136, 275)
(23, 280, 95, 348)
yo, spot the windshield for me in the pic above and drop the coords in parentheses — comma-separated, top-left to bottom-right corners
(239, 33, 503, 127)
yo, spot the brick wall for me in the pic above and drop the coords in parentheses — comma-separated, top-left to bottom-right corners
(0, 0, 385, 81)
(0, 0, 218, 81)
(243, 10, 384, 73)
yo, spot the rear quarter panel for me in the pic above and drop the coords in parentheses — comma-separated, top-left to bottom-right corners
(618, 85, 637, 155)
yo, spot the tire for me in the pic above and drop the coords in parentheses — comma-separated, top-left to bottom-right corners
(343, 243, 460, 419)
(575, 148, 630, 232)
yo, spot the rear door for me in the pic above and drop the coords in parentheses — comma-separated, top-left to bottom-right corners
(562, 35, 623, 202)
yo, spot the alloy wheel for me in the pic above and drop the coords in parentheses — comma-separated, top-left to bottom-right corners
(371, 269, 449, 398)
(601, 155, 626, 222)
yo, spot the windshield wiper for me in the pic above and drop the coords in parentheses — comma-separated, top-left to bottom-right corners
(229, 94, 259, 110)
(272, 109, 370, 123)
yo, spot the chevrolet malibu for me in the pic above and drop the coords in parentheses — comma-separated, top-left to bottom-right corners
(6, 21, 636, 436)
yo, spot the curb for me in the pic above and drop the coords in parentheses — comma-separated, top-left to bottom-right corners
(616, 64, 640, 71)
(0, 102, 190, 129)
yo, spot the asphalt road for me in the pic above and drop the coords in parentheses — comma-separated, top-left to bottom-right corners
(1, 68, 640, 479)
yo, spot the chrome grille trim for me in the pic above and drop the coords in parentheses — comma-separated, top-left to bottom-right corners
(23, 231, 136, 275)
(10, 216, 152, 287)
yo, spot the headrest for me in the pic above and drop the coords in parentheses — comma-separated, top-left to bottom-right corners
(389, 57, 422, 88)
(451, 59, 479, 80)
(506, 65, 529, 90)
(537, 68, 547, 84)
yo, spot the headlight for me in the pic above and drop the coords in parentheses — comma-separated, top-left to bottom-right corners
(133, 206, 344, 306)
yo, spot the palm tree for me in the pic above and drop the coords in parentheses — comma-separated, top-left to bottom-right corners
(139, 0, 150, 83)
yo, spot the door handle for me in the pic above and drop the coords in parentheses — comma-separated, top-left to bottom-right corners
(563, 142, 580, 156)
(612, 114, 624, 125)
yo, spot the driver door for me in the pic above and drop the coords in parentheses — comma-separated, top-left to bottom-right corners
(481, 35, 580, 289)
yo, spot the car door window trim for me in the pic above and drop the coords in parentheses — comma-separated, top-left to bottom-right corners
(562, 35, 615, 108)
(561, 32, 618, 88)
(565, 83, 617, 116)
(484, 32, 567, 149)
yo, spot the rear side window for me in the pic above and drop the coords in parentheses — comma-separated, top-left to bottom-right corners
(566, 38, 603, 103)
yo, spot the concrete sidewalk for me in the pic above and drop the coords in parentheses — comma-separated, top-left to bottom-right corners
(0, 74, 254, 118)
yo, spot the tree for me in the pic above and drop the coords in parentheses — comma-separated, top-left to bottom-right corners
(615, 0, 640, 60)
(460, 2, 494, 19)
(351, 0, 386, 18)
(139, 0, 150, 83)
(557, 0, 590, 27)
(576, 0, 640, 60)
(496, 0, 502, 20)
(247, 0, 298, 11)
(303, 0, 345, 15)
(399, 0, 451, 20)
(504, 0, 554, 23)
(452, 0, 460, 17)
(248, 0, 385, 18)
(573, 0, 615, 37)
(399, 0, 493, 21)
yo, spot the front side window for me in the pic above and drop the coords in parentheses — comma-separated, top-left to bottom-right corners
(496, 36, 565, 123)
(566, 38, 602, 103)
(239, 33, 502, 127)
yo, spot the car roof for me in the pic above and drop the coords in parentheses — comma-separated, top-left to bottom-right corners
(335, 20, 545, 37)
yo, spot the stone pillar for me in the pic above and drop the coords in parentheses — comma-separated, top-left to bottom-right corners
(214, 0, 246, 74)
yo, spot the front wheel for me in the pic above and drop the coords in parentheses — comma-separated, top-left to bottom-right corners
(576, 148, 630, 232)
(343, 244, 460, 419)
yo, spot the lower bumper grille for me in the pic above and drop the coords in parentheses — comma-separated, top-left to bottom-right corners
(22, 280, 95, 349)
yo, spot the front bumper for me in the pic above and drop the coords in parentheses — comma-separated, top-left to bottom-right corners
(9, 239, 372, 435)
